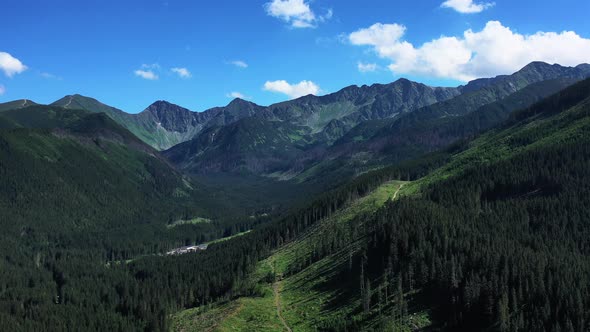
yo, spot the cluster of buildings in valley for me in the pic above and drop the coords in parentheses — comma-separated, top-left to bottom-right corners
(166, 244, 208, 255)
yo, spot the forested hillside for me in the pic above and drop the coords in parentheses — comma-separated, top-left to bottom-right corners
(1, 69, 590, 332)
(0, 105, 272, 330)
(171, 78, 590, 331)
(3, 0, 589, 330)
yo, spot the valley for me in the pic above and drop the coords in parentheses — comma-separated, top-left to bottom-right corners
(4, 1, 590, 330)
(1, 63, 590, 331)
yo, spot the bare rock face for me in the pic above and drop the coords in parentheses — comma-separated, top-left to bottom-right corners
(143, 100, 211, 133)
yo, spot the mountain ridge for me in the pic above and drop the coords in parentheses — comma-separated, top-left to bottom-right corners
(3, 61, 589, 156)
(165, 62, 590, 179)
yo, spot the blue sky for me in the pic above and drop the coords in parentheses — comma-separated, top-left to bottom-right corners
(1, 0, 590, 113)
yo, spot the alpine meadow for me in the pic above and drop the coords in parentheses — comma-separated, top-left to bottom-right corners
(2, 0, 590, 331)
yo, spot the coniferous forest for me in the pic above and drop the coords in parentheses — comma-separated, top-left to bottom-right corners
(2, 22, 590, 331)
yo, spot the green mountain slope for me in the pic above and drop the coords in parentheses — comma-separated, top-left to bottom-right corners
(315, 77, 580, 174)
(0, 103, 279, 330)
(170, 78, 590, 331)
(51, 95, 263, 150)
(0, 99, 38, 112)
(284, 78, 584, 190)
(164, 116, 311, 174)
(0, 104, 92, 128)
(51, 94, 181, 149)
(164, 79, 461, 175)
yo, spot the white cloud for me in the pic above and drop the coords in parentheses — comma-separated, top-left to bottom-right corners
(0, 52, 27, 78)
(171, 67, 191, 78)
(322, 9, 333, 21)
(226, 91, 248, 99)
(264, 0, 331, 28)
(349, 21, 590, 82)
(230, 60, 248, 68)
(263, 80, 320, 99)
(441, 0, 494, 13)
(40, 72, 62, 80)
(357, 62, 378, 73)
(134, 69, 159, 80)
(134, 64, 160, 80)
(0, 85, 5, 95)
(350, 23, 406, 48)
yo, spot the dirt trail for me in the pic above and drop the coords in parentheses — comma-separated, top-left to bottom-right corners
(392, 183, 406, 201)
(269, 261, 292, 332)
(273, 280, 291, 332)
(64, 96, 73, 108)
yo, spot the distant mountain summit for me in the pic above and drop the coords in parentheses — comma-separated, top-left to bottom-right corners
(459, 61, 590, 94)
(52, 94, 115, 112)
(0, 99, 38, 112)
(142, 100, 211, 133)
(46, 95, 260, 150)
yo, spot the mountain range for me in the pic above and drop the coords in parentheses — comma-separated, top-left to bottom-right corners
(165, 61, 589, 180)
(4, 61, 588, 187)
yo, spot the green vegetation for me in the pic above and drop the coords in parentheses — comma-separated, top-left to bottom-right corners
(206, 230, 252, 245)
(171, 181, 420, 331)
(173, 78, 590, 331)
(0, 99, 38, 112)
(2, 66, 590, 332)
(0, 107, 277, 331)
(167, 217, 212, 229)
(51, 95, 264, 150)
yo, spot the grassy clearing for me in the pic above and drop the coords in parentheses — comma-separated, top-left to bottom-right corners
(171, 180, 420, 331)
(170, 302, 239, 332)
(272, 180, 407, 275)
(214, 290, 285, 332)
(269, 182, 414, 330)
(269, 180, 432, 331)
(206, 230, 252, 246)
(171, 258, 285, 332)
(166, 217, 211, 229)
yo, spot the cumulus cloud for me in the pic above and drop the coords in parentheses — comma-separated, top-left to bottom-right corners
(264, 0, 331, 28)
(0, 85, 5, 95)
(134, 70, 159, 80)
(350, 23, 406, 48)
(349, 21, 590, 82)
(357, 62, 378, 73)
(134, 64, 160, 80)
(171, 67, 191, 78)
(441, 0, 494, 13)
(230, 60, 248, 68)
(0, 52, 27, 77)
(226, 91, 248, 99)
(264, 80, 320, 99)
